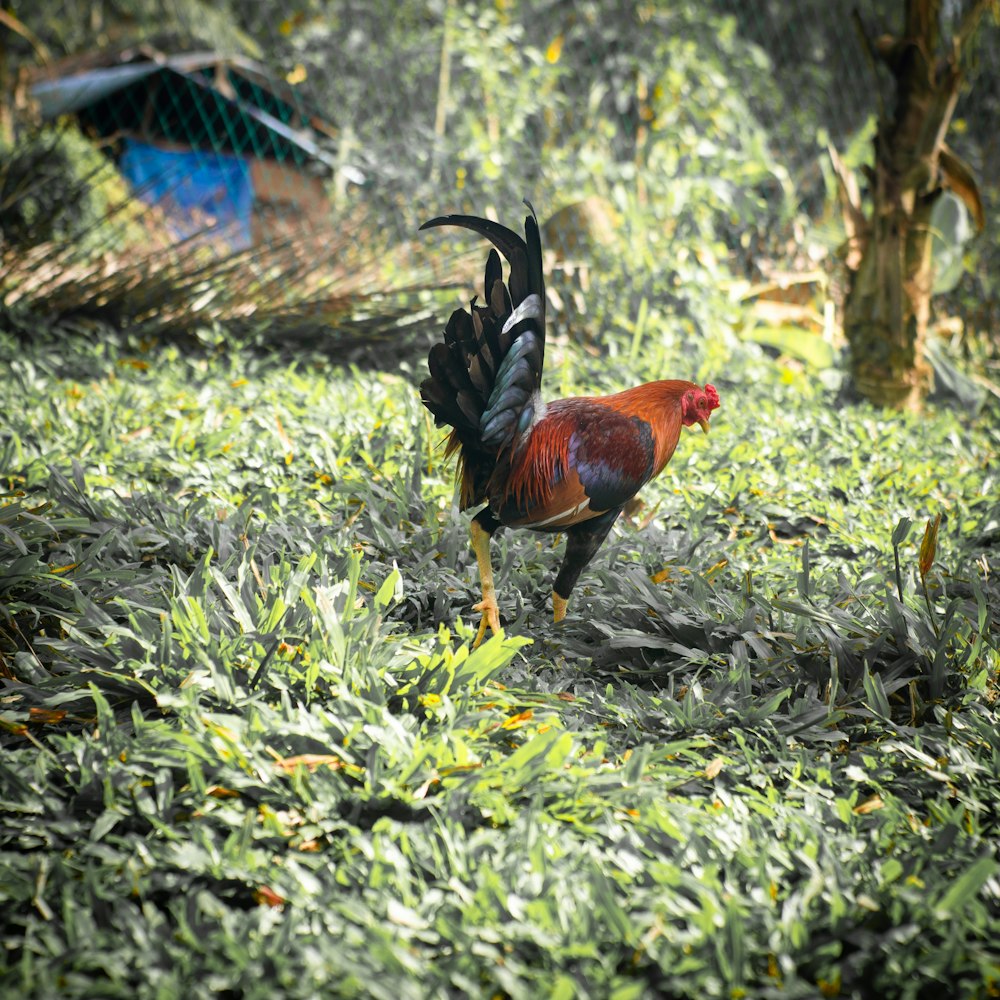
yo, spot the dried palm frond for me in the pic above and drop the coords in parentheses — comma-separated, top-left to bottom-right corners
(0, 126, 462, 356)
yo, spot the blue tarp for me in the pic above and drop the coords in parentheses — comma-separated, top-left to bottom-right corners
(120, 139, 254, 248)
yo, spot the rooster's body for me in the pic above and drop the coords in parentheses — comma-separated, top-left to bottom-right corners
(420, 206, 719, 644)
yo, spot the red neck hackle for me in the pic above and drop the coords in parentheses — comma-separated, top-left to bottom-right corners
(608, 379, 712, 474)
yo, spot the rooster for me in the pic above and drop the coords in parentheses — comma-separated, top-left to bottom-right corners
(420, 204, 720, 646)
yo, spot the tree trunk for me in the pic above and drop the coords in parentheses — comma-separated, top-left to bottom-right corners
(843, 0, 988, 411)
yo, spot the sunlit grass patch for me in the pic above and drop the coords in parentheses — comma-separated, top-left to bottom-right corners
(1, 322, 998, 999)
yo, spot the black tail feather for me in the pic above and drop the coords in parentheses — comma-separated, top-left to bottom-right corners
(484, 249, 502, 304)
(420, 205, 547, 507)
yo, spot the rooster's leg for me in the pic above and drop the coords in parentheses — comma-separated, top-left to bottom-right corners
(553, 508, 623, 623)
(552, 592, 568, 623)
(470, 514, 501, 647)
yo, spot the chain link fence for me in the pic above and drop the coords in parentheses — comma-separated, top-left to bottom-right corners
(3, 1, 998, 345)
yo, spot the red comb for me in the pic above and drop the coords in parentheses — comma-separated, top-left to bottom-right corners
(704, 384, 720, 409)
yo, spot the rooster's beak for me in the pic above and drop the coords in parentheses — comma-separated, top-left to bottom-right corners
(698, 418, 710, 434)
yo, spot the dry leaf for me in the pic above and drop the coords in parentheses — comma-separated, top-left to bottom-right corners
(273, 754, 345, 773)
(853, 794, 885, 815)
(704, 757, 725, 780)
(919, 513, 941, 579)
(500, 709, 533, 730)
(254, 886, 286, 907)
(29, 707, 67, 725)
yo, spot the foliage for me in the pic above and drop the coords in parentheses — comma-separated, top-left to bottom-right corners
(10, 0, 997, 358)
(9, 0, 996, 260)
(0, 122, 144, 252)
(3, 0, 259, 63)
(1, 295, 998, 997)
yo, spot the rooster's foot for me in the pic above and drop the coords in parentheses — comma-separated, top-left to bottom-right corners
(472, 596, 502, 648)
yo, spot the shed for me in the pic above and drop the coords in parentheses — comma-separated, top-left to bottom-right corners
(29, 46, 343, 249)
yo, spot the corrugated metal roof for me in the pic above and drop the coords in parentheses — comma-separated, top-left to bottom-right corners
(28, 53, 338, 168)
(31, 62, 161, 117)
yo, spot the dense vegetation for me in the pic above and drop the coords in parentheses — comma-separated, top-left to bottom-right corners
(1, 291, 998, 997)
(2, 2, 999, 997)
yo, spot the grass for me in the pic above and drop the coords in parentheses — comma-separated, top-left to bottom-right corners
(1, 312, 998, 1000)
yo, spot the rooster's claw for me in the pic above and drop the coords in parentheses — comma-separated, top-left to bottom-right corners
(472, 596, 502, 648)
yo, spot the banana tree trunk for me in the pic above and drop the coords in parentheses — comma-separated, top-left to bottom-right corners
(842, 0, 987, 411)
(843, 158, 938, 410)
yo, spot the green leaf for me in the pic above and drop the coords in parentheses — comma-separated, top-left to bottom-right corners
(504, 729, 573, 787)
(934, 855, 997, 918)
(742, 324, 836, 368)
(375, 567, 402, 610)
(891, 517, 913, 547)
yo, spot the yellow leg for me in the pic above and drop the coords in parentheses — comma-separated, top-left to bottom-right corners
(470, 520, 502, 647)
(552, 591, 568, 623)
